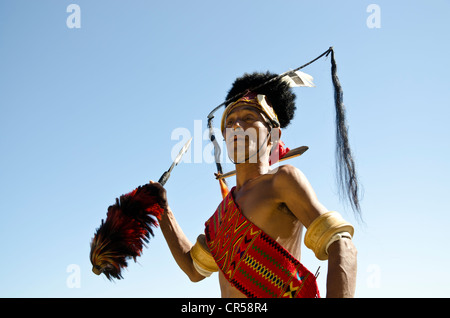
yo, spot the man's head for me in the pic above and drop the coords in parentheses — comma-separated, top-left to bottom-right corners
(221, 72, 296, 164)
(222, 99, 277, 164)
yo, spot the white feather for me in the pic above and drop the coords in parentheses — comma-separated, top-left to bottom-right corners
(282, 70, 315, 87)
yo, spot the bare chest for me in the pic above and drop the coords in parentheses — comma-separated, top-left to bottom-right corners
(218, 179, 304, 297)
(233, 180, 303, 258)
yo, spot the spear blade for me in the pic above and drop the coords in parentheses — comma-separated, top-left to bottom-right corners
(158, 137, 192, 186)
(173, 137, 192, 166)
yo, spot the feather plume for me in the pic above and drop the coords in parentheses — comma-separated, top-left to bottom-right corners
(282, 70, 315, 87)
(90, 184, 164, 280)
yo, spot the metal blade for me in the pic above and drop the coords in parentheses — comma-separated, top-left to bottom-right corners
(173, 137, 192, 166)
(158, 137, 193, 186)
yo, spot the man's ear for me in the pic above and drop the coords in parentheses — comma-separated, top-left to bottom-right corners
(269, 127, 282, 151)
(270, 127, 282, 143)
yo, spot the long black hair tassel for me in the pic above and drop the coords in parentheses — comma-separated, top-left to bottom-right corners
(327, 47, 362, 216)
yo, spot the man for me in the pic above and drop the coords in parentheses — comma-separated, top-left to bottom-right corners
(153, 72, 357, 298)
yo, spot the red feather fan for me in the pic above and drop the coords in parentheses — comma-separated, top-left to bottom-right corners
(90, 184, 164, 280)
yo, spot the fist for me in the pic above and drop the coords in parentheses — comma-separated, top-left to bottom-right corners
(148, 180, 169, 210)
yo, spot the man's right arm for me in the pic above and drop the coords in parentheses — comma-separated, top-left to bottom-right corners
(159, 208, 205, 282)
(150, 181, 205, 282)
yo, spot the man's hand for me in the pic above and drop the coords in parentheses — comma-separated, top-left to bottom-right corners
(148, 180, 169, 211)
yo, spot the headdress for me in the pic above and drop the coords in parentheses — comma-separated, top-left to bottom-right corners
(207, 47, 361, 215)
(220, 92, 280, 131)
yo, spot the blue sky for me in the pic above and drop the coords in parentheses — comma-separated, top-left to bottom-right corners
(0, 0, 449, 298)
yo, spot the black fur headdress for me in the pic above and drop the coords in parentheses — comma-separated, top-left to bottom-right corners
(225, 72, 296, 129)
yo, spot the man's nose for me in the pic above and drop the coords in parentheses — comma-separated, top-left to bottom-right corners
(231, 119, 244, 131)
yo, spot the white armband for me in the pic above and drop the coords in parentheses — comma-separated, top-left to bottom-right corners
(190, 234, 218, 277)
(325, 231, 353, 255)
(305, 211, 354, 260)
(192, 259, 215, 277)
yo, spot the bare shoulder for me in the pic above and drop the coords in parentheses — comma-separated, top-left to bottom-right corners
(272, 164, 310, 190)
(272, 164, 327, 227)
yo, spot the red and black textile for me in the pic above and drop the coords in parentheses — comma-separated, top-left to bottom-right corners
(205, 187, 320, 298)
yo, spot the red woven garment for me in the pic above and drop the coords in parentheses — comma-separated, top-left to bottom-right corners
(205, 187, 320, 298)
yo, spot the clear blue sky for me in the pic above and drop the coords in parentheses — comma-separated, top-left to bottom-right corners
(0, 0, 449, 298)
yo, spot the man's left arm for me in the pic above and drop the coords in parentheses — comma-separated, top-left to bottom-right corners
(326, 237, 357, 297)
(273, 165, 357, 298)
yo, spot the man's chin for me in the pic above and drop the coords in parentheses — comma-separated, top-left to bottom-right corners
(228, 151, 258, 164)
(228, 155, 246, 164)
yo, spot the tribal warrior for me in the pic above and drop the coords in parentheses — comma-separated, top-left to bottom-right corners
(153, 71, 358, 298)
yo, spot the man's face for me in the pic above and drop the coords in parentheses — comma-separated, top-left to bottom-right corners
(222, 105, 271, 164)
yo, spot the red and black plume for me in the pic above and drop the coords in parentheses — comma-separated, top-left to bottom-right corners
(90, 138, 191, 280)
(90, 184, 164, 280)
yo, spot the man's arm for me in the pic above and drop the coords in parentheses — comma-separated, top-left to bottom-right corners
(150, 181, 205, 283)
(273, 165, 357, 298)
(326, 237, 357, 297)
